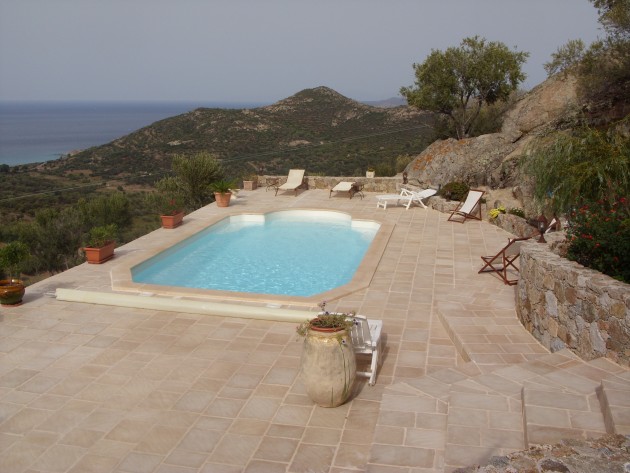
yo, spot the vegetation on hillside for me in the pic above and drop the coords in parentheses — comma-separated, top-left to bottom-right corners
(401, 36, 528, 139)
(525, 0, 630, 281)
(33, 87, 435, 184)
(544, 0, 630, 120)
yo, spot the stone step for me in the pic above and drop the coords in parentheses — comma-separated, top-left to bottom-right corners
(379, 353, 629, 472)
(598, 377, 630, 435)
(443, 390, 524, 470)
(522, 384, 607, 447)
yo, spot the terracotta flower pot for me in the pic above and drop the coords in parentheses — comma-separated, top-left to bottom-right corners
(243, 180, 257, 191)
(0, 279, 25, 306)
(160, 211, 184, 229)
(84, 241, 116, 264)
(214, 192, 232, 208)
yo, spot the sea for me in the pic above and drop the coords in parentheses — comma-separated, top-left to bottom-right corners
(0, 101, 267, 166)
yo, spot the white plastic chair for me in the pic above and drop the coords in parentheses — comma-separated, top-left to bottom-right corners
(347, 314, 382, 385)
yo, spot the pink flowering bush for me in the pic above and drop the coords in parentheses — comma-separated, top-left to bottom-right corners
(567, 196, 630, 283)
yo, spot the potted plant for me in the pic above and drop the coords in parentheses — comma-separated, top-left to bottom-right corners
(242, 173, 258, 191)
(0, 241, 30, 306)
(83, 224, 117, 264)
(296, 301, 357, 408)
(210, 180, 236, 207)
(366, 167, 375, 178)
(147, 178, 185, 228)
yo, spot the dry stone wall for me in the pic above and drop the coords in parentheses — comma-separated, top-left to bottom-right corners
(517, 240, 630, 366)
(259, 175, 403, 193)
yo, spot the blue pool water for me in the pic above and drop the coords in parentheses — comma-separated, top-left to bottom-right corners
(132, 211, 380, 297)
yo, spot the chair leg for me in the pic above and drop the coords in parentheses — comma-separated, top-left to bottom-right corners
(368, 349, 379, 386)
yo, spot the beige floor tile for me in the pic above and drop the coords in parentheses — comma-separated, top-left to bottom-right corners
(3, 190, 627, 473)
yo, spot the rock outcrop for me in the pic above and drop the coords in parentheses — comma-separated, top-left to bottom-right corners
(405, 74, 580, 207)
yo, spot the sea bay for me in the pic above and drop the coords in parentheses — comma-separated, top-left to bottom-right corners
(0, 101, 265, 166)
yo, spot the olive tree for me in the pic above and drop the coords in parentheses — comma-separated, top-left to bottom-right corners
(401, 36, 528, 139)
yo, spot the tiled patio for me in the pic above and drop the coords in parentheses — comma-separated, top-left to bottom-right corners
(1, 188, 628, 473)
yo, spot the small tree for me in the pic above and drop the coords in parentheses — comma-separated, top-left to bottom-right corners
(401, 36, 528, 139)
(169, 152, 224, 210)
(544, 39, 586, 77)
(0, 241, 30, 280)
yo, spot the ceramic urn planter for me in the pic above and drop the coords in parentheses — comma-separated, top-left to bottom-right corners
(0, 279, 26, 306)
(300, 322, 356, 408)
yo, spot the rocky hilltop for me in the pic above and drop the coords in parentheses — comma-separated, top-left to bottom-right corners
(47, 86, 434, 180)
(405, 74, 580, 212)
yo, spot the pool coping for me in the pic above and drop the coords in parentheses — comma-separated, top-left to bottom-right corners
(109, 208, 395, 308)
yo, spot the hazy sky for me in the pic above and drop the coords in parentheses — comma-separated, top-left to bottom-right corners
(0, 0, 602, 104)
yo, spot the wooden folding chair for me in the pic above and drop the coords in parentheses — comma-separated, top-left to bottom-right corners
(478, 236, 531, 285)
(447, 189, 485, 223)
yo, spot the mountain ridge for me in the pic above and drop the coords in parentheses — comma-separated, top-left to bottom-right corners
(42, 86, 435, 181)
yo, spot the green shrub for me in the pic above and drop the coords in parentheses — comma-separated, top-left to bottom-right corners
(522, 121, 630, 214)
(508, 207, 526, 218)
(438, 182, 469, 201)
(566, 197, 630, 283)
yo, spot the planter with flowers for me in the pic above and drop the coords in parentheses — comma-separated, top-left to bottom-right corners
(296, 301, 357, 407)
(0, 241, 30, 306)
(83, 224, 117, 264)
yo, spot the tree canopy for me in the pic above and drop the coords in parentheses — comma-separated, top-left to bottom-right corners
(401, 36, 528, 139)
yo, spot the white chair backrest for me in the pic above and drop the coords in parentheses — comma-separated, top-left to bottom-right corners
(348, 315, 371, 350)
(545, 218, 558, 233)
(505, 239, 523, 256)
(285, 169, 305, 186)
(459, 190, 484, 214)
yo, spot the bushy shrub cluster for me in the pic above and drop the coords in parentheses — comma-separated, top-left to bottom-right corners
(566, 196, 630, 283)
(508, 207, 526, 218)
(438, 182, 469, 201)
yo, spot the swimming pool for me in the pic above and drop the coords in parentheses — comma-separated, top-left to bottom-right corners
(131, 210, 380, 297)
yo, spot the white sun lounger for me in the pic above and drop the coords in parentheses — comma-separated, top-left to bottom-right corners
(275, 169, 306, 196)
(376, 188, 437, 210)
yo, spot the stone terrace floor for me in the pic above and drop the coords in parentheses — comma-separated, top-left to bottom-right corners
(1, 188, 628, 472)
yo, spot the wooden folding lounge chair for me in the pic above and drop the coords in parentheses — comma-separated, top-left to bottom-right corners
(478, 236, 531, 285)
(274, 169, 306, 196)
(329, 181, 363, 199)
(376, 188, 437, 210)
(447, 189, 485, 223)
(346, 314, 382, 385)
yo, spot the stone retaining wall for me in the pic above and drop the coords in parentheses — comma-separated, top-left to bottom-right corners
(259, 175, 404, 193)
(517, 241, 630, 366)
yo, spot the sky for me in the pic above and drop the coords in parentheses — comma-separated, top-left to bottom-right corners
(0, 0, 602, 104)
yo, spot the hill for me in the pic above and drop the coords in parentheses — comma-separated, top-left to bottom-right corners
(39, 86, 435, 183)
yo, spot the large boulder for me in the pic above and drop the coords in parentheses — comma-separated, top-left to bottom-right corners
(406, 134, 517, 188)
(501, 74, 579, 141)
(405, 74, 580, 200)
